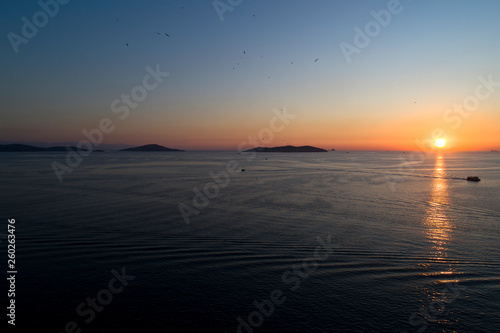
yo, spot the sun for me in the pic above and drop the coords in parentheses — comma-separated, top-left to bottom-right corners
(435, 138, 446, 148)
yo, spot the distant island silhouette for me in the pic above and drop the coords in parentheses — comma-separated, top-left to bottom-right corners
(0, 144, 89, 152)
(0, 143, 183, 152)
(120, 144, 184, 152)
(244, 145, 327, 152)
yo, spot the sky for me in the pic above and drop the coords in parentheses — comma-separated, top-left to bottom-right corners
(1, 0, 499, 151)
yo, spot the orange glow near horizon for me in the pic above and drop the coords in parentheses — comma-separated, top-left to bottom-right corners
(4, 104, 499, 151)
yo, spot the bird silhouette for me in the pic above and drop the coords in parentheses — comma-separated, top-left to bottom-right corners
(165, 33, 170, 37)
(126, 43, 129, 47)
(315, 58, 319, 62)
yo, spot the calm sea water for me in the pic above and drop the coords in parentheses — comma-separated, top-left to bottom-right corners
(1, 151, 499, 332)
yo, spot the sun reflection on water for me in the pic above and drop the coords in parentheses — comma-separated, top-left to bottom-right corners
(415, 155, 464, 325)
(424, 154, 453, 263)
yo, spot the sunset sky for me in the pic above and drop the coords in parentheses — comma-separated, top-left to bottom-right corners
(1, 0, 499, 151)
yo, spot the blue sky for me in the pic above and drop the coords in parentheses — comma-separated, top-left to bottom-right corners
(1, 0, 500, 150)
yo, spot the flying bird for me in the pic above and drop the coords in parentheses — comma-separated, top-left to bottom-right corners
(165, 33, 170, 37)
(126, 43, 129, 47)
(315, 58, 319, 62)
(243, 51, 245, 54)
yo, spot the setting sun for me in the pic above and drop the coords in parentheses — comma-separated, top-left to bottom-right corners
(435, 138, 447, 148)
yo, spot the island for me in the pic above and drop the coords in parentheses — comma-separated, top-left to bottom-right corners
(244, 145, 327, 153)
(119, 144, 184, 152)
(0, 144, 88, 152)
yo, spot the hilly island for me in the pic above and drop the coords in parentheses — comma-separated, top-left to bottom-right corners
(0, 143, 183, 152)
(0, 144, 91, 152)
(244, 145, 327, 152)
(120, 144, 184, 152)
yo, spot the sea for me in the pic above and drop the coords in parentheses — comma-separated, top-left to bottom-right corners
(1, 151, 499, 332)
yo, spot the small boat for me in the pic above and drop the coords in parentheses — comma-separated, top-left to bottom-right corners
(467, 176, 480, 182)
